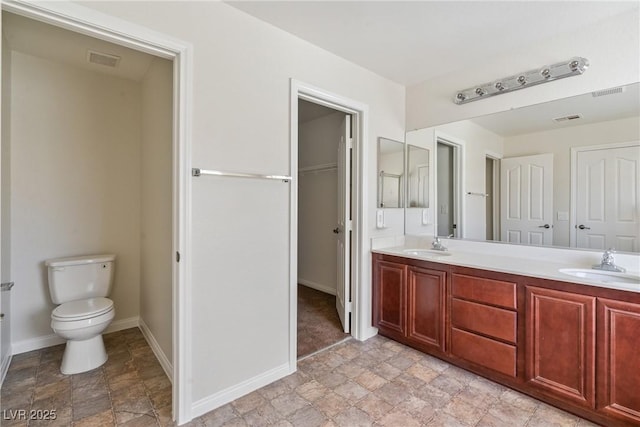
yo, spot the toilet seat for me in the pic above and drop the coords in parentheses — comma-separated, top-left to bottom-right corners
(52, 297, 114, 321)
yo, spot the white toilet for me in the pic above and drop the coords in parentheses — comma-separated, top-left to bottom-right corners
(45, 254, 116, 375)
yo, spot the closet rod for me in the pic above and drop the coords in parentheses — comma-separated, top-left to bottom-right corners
(192, 168, 292, 182)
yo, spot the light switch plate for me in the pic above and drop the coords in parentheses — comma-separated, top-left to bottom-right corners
(422, 208, 431, 225)
(376, 209, 385, 228)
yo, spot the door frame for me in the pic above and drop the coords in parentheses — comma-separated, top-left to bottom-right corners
(1, 1, 193, 423)
(433, 133, 464, 238)
(289, 80, 368, 371)
(570, 141, 640, 248)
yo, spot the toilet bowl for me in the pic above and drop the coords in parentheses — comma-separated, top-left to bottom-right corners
(45, 254, 116, 375)
(51, 297, 115, 374)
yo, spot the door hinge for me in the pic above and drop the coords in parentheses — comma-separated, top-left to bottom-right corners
(347, 220, 353, 231)
(176, 251, 181, 263)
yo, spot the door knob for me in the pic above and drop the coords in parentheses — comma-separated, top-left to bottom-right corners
(577, 224, 591, 230)
(333, 227, 340, 234)
(538, 224, 551, 229)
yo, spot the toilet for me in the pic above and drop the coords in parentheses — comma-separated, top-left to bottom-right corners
(45, 254, 116, 375)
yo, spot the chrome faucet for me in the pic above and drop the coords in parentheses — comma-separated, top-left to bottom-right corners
(432, 235, 453, 251)
(593, 248, 626, 273)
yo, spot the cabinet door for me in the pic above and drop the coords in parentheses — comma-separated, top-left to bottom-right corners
(406, 266, 446, 353)
(373, 260, 406, 340)
(597, 298, 640, 424)
(526, 286, 596, 408)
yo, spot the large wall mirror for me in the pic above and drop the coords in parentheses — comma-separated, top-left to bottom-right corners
(406, 82, 640, 252)
(377, 137, 405, 208)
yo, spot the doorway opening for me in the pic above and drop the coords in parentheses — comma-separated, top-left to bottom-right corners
(436, 139, 462, 237)
(485, 156, 500, 241)
(296, 99, 351, 359)
(0, 4, 191, 421)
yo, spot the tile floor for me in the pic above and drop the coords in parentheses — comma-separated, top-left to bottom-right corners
(297, 285, 349, 358)
(2, 329, 598, 426)
(1, 328, 172, 426)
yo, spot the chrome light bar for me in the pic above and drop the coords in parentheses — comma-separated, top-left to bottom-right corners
(454, 57, 589, 105)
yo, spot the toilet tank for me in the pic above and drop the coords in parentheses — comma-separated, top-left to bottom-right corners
(45, 254, 116, 304)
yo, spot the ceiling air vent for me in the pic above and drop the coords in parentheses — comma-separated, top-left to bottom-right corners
(553, 114, 582, 123)
(592, 87, 624, 97)
(87, 50, 121, 68)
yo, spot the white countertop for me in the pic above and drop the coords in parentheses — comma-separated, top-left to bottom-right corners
(372, 237, 640, 294)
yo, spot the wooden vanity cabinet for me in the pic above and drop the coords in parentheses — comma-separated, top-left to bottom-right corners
(406, 266, 447, 354)
(372, 253, 640, 426)
(372, 254, 448, 354)
(372, 258, 407, 342)
(525, 286, 596, 408)
(449, 270, 521, 378)
(597, 298, 640, 424)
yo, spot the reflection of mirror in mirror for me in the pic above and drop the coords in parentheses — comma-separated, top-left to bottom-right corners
(377, 138, 405, 208)
(407, 145, 429, 208)
(405, 83, 640, 252)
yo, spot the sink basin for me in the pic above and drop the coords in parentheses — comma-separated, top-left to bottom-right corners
(559, 268, 640, 286)
(402, 249, 452, 257)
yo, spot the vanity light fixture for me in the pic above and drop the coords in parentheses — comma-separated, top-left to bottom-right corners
(454, 57, 589, 105)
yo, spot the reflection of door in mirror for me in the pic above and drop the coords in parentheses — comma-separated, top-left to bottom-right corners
(573, 143, 640, 252)
(500, 154, 553, 246)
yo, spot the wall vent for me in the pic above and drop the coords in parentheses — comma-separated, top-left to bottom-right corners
(87, 50, 121, 68)
(553, 114, 582, 123)
(592, 87, 624, 97)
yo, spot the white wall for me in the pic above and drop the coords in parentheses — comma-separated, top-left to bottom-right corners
(407, 10, 640, 130)
(140, 57, 173, 364)
(8, 51, 142, 349)
(503, 116, 640, 247)
(298, 111, 342, 295)
(75, 0, 405, 410)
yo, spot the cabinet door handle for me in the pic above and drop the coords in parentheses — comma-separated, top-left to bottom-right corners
(577, 224, 591, 230)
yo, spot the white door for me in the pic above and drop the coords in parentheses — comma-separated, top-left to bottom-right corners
(335, 115, 351, 333)
(501, 154, 554, 246)
(574, 144, 640, 252)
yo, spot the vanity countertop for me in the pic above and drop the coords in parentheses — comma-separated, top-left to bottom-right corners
(372, 240, 640, 294)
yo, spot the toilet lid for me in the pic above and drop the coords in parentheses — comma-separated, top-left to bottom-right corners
(52, 297, 114, 320)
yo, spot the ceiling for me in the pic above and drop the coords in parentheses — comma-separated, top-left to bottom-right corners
(469, 82, 640, 137)
(2, 13, 155, 82)
(228, 1, 639, 86)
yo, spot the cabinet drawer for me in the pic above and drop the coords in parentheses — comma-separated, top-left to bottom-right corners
(451, 328, 517, 377)
(452, 299, 517, 343)
(452, 273, 517, 309)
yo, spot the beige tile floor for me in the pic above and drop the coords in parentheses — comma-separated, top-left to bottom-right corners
(297, 285, 349, 358)
(2, 329, 598, 426)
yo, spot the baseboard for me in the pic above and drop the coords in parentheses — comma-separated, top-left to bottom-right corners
(11, 316, 140, 355)
(298, 279, 336, 296)
(191, 363, 292, 419)
(0, 352, 12, 387)
(139, 317, 173, 383)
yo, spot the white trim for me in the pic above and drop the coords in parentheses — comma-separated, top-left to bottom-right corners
(569, 140, 640, 247)
(290, 80, 372, 374)
(0, 353, 12, 387)
(11, 316, 140, 355)
(139, 317, 173, 382)
(1, 2, 193, 423)
(191, 363, 290, 419)
(298, 279, 337, 296)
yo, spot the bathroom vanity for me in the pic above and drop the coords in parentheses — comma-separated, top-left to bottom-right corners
(372, 241, 640, 427)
